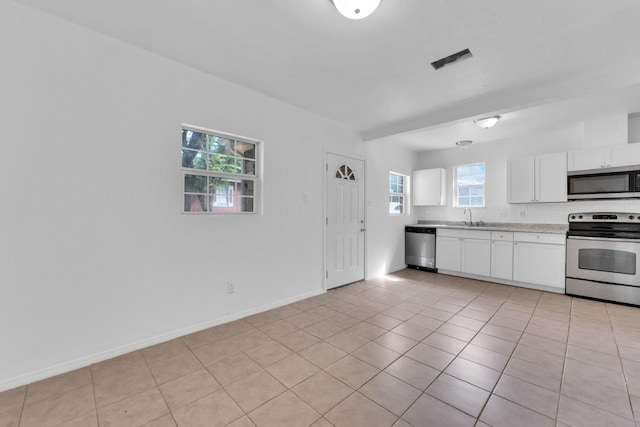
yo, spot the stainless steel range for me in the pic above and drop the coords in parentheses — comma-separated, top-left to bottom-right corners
(566, 212, 640, 305)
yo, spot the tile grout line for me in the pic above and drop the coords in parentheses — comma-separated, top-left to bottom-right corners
(606, 301, 637, 425)
(16, 384, 27, 427)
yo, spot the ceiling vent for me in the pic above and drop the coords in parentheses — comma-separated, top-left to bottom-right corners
(431, 48, 473, 70)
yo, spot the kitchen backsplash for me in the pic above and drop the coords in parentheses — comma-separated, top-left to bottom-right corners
(418, 199, 640, 225)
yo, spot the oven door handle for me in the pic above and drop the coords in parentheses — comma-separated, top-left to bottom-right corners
(567, 236, 640, 244)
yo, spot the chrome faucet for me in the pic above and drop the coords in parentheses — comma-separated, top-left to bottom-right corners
(464, 208, 472, 226)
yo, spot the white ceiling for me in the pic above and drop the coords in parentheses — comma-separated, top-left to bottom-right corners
(14, 0, 640, 150)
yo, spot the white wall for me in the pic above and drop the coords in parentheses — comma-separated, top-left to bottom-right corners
(414, 125, 640, 224)
(365, 143, 419, 277)
(0, 2, 376, 391)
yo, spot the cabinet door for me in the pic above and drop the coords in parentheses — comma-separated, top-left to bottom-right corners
(462, 238, 491, 276)
(436, 236, 461, 271)
(608, 145, 640, 168)
(535, 152, 567, 202)
(507, 157, 535, 203)
(567, 149, 605, 171)
(413, 168, 446, 206)
(491, 240, 513, 280)
(513, 242, 565, 289)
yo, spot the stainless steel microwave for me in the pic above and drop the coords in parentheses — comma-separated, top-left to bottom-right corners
(567, 165, 640, 200)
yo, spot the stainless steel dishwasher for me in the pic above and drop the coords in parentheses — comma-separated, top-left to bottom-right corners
(405, 226, 437, 271)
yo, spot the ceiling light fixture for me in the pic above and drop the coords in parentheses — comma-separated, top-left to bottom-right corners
(332, 0, 381, 20)
(474, 115, 501, 129)
(456, 140, 473, 149)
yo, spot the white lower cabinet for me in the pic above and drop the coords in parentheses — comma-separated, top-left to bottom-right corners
(491, 232, 513, 280)
(436, 229, 491, 276)
(513, 232, 566, 290)
(437, 228, 565, 292)
(435, 236, 462, 271)
(462, 238, 491, 276)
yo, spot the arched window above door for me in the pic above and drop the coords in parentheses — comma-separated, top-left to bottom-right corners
(335, 164, 356, 181)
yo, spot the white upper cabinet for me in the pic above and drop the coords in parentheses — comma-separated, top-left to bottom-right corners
(567, 148, 607, 171)
(507, 157, 535, 204)
(413, 168, 446, 206)
(508, 152, 567, 203)
(536, 152, 568, 202)
(568, 144, 640, 171)
(609, 144, 640, 168)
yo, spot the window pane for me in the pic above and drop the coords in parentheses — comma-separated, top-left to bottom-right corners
(208, 154, 237, 173)
(469, 186, 483, 196)
(184, 194, 207, 212)
(458, 196, 470, 207)
(458, 187, 470, 197)
(469, 175, 485, 185)
(470, 196, 484, 206)
(236, 141, 256, 159)
(457, 175, 470, 186)
(457, 165, 470, 178)
(241, 197, 254, 213)
(208, 177, 233, 193)
(390, 183, 399, 193)
(470, 163, 485, 177)
(389, 200, 403, 214)
(182, 130, 207, 150)
(241, 159, 256, 176)
(209, 136, 234, 155)
(242, 180, 254, 196)
(184, 174, 207, 193)
(182, 149, 207, 169)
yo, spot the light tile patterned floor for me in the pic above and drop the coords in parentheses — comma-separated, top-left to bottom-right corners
(3, 269, 640, 426)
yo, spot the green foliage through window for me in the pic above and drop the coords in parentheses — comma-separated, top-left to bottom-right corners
(182, 127, 259, 213)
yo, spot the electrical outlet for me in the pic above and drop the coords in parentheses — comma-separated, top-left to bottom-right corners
(226, 282, 235, 294)
(519, 209, 526, 218)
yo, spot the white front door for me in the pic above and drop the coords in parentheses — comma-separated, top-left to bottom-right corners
(326, 153, 365, 289)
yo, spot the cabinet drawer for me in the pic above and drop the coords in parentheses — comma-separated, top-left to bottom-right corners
(514, 232, 565, 245)
(491, 231, 513, 242)
(437, 228, 491, 240)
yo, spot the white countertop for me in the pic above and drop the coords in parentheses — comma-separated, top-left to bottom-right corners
(415, 221, 568, 234)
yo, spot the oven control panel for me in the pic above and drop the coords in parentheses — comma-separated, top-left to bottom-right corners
(569, 212, 640, 223)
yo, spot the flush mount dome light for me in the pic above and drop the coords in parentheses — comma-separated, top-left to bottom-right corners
(456, 140, 473, 149)
(474, 115, 501, 129)
(332, 0, 381, 19)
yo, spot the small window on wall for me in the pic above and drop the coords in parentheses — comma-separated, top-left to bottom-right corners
(389, 172, 409, 215)
(181, 125, 260, 214)
(455, 162, 485, 207)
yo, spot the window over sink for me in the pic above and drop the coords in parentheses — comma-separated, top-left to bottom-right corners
(454, 162, 485, 207)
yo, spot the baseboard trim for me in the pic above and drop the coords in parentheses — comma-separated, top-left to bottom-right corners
(436, 270, 565, 294)
(0, 288, 324, 393)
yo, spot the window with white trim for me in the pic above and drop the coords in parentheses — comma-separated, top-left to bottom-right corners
(181, 126, 260, 213)
(389, 172, 409, 215)
(454, 162, 485, 207)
